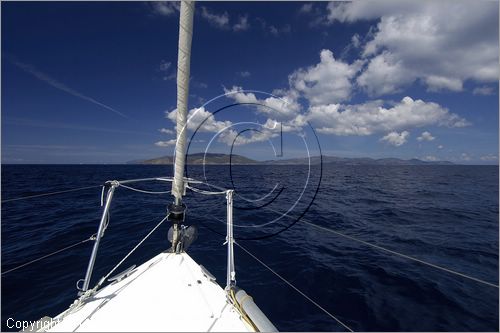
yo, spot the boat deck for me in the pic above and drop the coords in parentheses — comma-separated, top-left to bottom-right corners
(45, 252, 254, 332)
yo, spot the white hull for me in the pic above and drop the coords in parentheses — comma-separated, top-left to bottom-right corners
(43, 252, 254, 332)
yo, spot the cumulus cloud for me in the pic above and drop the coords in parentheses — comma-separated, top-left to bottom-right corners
(460, 153, 472, 161)
(200, 7, 251, 32)
(155, 139, 177, 147)
(164, 106, 283, 147)
(356, 51, 413, 96)
(238, 71, 251, 78)
(304, 96, 468, 136)
(150, 2, 179, 16)
(299, 3, 314, 14)
(233, 16, 250, 31)
(473, 86, 495, 96)
(423, 155, 438, 161)
(289, 49, 363, 105)
(269, 24, 292, 36)
(167, 107, 232, 133)
(224, 86, 301, 120)
(159, 60, 171, 71)
(425, 76, 463, 92)
(159, 128, 174, 135)
(217, 128, 279, 147)
(480, 154, 498, 161)
(351, 34, 361, 48)
(328, 1, 499, 95)
(200, 6, 230, 29)
(159, 60, 176, 80)
(380, 131, 410, 146)
(417, 131, 435, 141)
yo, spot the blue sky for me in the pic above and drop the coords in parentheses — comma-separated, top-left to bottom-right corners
(2, 1, 498, 164)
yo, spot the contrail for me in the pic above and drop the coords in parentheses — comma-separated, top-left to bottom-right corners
(9, 58, 129, 119)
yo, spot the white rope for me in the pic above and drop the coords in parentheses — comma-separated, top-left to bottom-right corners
(2, 235, 95, 275)
(92, 215, 168, 291)
(119, 184, 171, 195)
(2, 185, 101, 203)
(186, 184, 227, 196)
(172, 0, 195, 200)
(264, 207, 499, 289)
(235, 241, 354, 332)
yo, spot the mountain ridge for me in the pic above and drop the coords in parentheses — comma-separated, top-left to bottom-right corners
(130, 153, 453, 165)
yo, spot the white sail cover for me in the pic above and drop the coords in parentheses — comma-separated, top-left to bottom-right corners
(172, 0, 195, 200)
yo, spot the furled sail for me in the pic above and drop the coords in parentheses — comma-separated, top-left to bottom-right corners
(172, 0, 195, 202)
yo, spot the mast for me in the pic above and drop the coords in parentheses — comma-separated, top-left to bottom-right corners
(169, 0, 195, 252)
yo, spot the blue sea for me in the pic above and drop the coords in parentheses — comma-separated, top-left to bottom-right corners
(1, 164, 498, 331)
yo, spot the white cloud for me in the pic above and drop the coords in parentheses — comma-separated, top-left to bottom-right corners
(167, 107, 233, 133)
(238, 71, 251, 78)
(150, 2, 179, 16)
(425, 76, 463, 92)
(328, 1, 499, 95)
(159, 60, 176, 80)
(417, 131, 435, 142)
(200, 7, 229, 29)
(423, 155, 438, 161)
(473, 86, 495, 96)
(304, 96, 468, 136)
(159, 128, 174, 135)
(351, 34, 361, 48)
(233, 16, 250, 31)
(269, 24, 292, 37)
(461, 153, 471, 161)
(356, 51, 413, 96)
(299, 3, 314, 14)
(289, 49, 363, 105)
(159, 60, 171, 71)
(165, 106, 283, 147)
(480, 154, 498, 161)
(380, 131, 410, 146)
(224, 86, 301, 120)
(155, 139, 177, 147)
(217, 128, 279, 147)
(438, 145, 444, 149)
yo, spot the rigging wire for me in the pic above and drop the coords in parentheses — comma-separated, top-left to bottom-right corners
(118, 183, 171, 195)
(91, 215, 168, 292)
(3, 179, 496, 290)
(1, 185, 102, 203)
(300, 218, 499, 289)
(235, 241, 354, 332)
(264, 206, 499, 289)
(195, 205, 499, 289)
(1, 234, 96, 275)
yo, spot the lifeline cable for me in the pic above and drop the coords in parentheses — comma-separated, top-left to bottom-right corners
(2, 235, 96, 275)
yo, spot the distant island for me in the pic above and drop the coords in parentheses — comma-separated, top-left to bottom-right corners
(130, 153, 453, 166)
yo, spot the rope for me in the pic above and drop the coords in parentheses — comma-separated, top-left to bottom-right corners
(186, 185, 227, 196)
(119, 184, 171, 195)
(1, 185, 102, 203)
(229, 288, 258, 331)
(91, 215, 168, 291)
(1, 234, 96, 275)
(235, 242, 354, 332)
(301, 219, 500, 289)
(263, 206, 498, 289)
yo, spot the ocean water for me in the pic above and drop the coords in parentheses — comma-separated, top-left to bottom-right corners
(1, 164, 498, 331)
